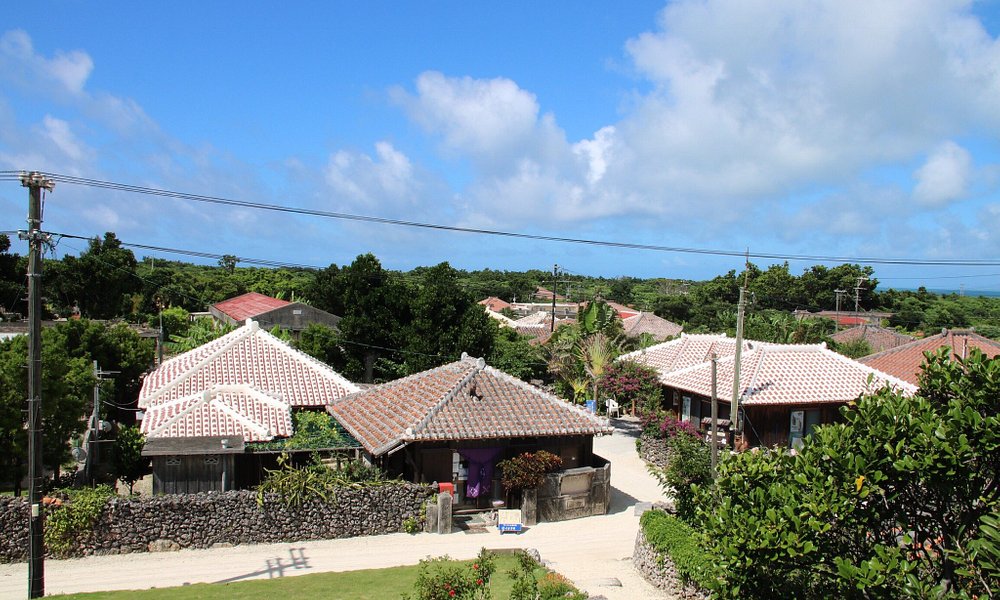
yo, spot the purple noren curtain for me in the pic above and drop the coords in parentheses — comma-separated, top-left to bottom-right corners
(458, 448, 503, 498)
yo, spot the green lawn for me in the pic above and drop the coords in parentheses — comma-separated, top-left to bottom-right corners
(48, 553, 575, 600)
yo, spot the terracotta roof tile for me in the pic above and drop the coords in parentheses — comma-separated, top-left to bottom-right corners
(212, 292, 291, 322)
(478, 297, 511, 312)
(141, 385, 293, 442)
(858, 329, 1000, 385)
(622, 312, 683, 341)
(138, 320, 359, 409)
(618, 334, 752, 380)
(661, 344, 916, 406)
(831, 324, 913, 354)
(329, 356, 612, 455)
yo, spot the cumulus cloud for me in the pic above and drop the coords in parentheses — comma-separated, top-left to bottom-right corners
(324, 141, 430, 212)
(913, 141, 972, 206)
(0, 29, 93, 95)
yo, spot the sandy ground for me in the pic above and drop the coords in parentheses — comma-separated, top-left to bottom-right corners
(0, 418, 675, 599)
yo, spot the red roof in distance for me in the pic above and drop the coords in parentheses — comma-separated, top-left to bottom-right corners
(212, 292, 291, 322)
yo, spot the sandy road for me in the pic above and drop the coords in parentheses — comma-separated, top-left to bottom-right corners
(0, 418, 674, 599)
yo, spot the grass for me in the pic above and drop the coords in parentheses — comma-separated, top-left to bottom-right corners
(48, 553, 565, 600)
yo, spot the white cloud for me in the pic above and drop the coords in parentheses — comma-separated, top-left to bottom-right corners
(0, 29, 93, 95)
(324, 141, 426, 211)
(913, 141, 972, 206)
(41, 116, 91, 162)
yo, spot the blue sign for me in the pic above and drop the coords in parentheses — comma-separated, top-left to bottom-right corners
(585, 399, 596, 413)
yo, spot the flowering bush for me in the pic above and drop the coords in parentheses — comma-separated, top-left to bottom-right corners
(404, 548, 496, 600)
(599, 360, 662, 415)
(498, 451, 563, 493)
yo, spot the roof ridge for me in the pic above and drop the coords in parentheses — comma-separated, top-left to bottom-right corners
(480, 362, 611, 428)
(141, 322, 259, 407)
(406, 356, 483, 438)
(253, 322, 360, 392)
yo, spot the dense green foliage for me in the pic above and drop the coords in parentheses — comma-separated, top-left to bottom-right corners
(0, 327, 97, 491)
(403, 548, 497, 600)
(111, 425, 148, 494)
(691, 349, 999, 598)
(44, 485, 115, 557)
(646, 416, 712, 522)
(255, 453, 390, 508)
(248, 412, 351, 452)
(640, 510, 722, 593)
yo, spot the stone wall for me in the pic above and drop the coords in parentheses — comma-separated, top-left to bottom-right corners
(1, 483, 433, 562)
(637, 434, 670, 468)
(536, 454, 611, 522)
(633, 529, 710, 600)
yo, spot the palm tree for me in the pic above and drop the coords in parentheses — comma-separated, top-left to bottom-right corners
(579, 333, 618, 411)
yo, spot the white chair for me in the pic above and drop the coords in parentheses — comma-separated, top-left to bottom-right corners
(606, 398, 621, 418)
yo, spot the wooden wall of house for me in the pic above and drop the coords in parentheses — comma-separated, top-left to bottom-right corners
(152, 454, 234, 495)
(743, 404, 843, 448)
(256, 304, 341, 333)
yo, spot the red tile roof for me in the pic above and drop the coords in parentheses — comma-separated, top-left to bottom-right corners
(618, 334, 753, 381)
(478, 296, 512, 312)
(532, 286, 566, 301)
(138, 320, 359, 410)
(141, 384, 293, 442)
(212, 292, 291, 322)
(858, 329, 1000, 385)
(605, 300, 640, 320)
(831, 324, 913, 354)
(622, 312, 683, 341)
(661, 343, 916, 406)
(329, 355, 612, 455)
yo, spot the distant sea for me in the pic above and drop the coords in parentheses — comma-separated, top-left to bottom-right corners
(889, 287, 1000, 298)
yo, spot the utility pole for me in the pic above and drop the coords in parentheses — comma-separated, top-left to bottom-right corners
(834, 289, 846, 332)
(87, 361, 118, 484)
(550, 264, 558, 332)
(20, 171, 53, 599)
(731, 253, 749, 444)
(854, 276, 867, 314)
(710, 353, 719, 477)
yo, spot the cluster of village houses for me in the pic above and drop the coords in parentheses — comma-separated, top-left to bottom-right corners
(135, 289, 1000, 523)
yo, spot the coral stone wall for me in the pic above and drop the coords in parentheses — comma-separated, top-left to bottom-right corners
(0, 484, 433, 562)
(637, 434, 671, 468)
(633, 529, 710, 600)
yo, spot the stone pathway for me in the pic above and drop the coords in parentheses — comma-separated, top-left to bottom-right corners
(0, 417, 675, 599)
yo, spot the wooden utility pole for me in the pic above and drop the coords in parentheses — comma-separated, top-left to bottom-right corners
(20, 171, 53, 599)
(731, 254, 749, 443)
(834, 289, 846, 332)
(550, 264, 558, 332)
(710, 353, 719, 477)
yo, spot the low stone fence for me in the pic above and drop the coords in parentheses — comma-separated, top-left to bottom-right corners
(536, 454, 611, 523)
(633, 528, 710, 600)
(0, 483, 433, 562)
(637, 434, 670, 468)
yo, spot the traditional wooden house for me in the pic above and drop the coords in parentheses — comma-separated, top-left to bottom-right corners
(329, 355, 613, 520)
(210, 292, 341, 335)
(139, 319, 359, 494)
(659, 343, 916, 448)
(859, 328, 1000, 385)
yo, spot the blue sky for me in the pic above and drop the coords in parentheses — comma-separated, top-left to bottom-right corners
(2, 1, 1000, 292)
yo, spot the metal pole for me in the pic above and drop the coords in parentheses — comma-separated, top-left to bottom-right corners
(20, 171, 52, 599)
(710, 353, 718, 477)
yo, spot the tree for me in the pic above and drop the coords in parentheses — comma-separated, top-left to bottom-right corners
(487, 326, 546, 381)
(0, 234, 25, 317)
(694, 348, 999, 598)
(0, 333, 94, 493)
(218, 254, 238, 274)
(294, 323, 344, 369)
(405, 262, 493, 374)
(49, 232, 140, 319)
(111, 425, 147, 494)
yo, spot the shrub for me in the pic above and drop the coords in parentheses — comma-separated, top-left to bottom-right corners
(640, 510, 721, 593)
(600, 360, 663, 414)
(497, 451, 563, 493)
(650, 432, 711, 522)
(255, 453, 391, 508)
(404, 547, 496, 600)
(692, 349, 1000, 598)
(44, 485, 115, 557)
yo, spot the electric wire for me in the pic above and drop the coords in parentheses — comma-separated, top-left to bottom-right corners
(13, 171, 1000, 267)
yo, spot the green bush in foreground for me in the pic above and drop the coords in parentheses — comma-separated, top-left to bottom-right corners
(45, 485, 115, 557)
(640, 510, 721, 594)
(693, 349, 1000, 598)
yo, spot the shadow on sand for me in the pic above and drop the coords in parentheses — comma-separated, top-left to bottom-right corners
(212, 547, 311, 584)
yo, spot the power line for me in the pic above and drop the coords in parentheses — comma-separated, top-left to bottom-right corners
(9, 170, 1000, 267)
